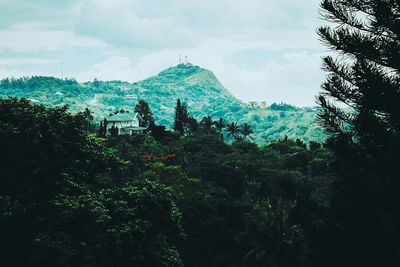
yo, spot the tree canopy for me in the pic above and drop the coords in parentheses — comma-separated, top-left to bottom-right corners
(317, 1, 400, 266)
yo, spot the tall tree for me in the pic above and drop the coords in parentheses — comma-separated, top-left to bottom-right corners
(213, 117, 226, 133)
(199, 116, 214, 133)
(242, 123, 254, 140)
(174, 99, 189, 135)
(186, 117, 199, 134)
(226, 122, 241, 140)
(317, 1, 400, 266)
(82, 108, 94, 131)
(134, 99, 155, 127)
(99, 121, 104, 137)
(103, 118, 107, 136)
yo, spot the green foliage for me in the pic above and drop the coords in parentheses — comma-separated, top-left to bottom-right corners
(0, 64, 326, 144)
(0, 98, 334, 267)
(317, 1, 400, 266)
(0, 98, 184, 267)
(270, 102, 298, 111)
(174, 99, 186, 135)
(1, 2, 397, 266)
(101, 125, 334, 266)
(135, 99, 154, 127)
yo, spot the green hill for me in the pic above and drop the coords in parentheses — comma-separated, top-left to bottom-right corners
(0, 63, 326, 144)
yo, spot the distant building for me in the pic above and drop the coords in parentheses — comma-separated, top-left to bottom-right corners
(249, 101, 259, 108)
(105, 113, 146, 136)
(249, 101, 267, 108)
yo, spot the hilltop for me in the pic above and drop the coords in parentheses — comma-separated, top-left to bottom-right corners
(0, 63, 325, 143)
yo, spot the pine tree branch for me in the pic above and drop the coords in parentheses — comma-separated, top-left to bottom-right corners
(319, 26, 400, 72)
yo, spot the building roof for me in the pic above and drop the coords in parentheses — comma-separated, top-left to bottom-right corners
(106, 113, 142, 122)
(123, 126, 147, 131)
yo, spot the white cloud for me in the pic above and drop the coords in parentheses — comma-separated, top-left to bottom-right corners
(75, 56, 137, 82)
(0, 30, 108, 52)
(0, 58, 59, 66)
(0, 0, 326, 106)
(73, 0, 196, 49)
(72, 35, 324, 106)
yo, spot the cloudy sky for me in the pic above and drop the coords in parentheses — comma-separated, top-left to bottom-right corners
(0, 0, 327, 106)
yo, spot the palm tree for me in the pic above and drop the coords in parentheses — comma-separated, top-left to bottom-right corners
(200, 116, 213, 133)
(226, 122, 241, 140)
(213, 117, 226, 133)
(186, 117, 199, 134)
(242, 123, 254, 140)
(82, 108, 94, 131)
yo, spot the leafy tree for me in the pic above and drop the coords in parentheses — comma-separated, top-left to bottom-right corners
(0, 98, 112, 266)
(0, 98, 184, 267)
(185, 117, 199, 134)
(150, 125, 168, 141)
(309, 141, 321, 151)
(135, 99, 155, 127)
(317, 1, 400, 266)
(49, 180, 184, 267)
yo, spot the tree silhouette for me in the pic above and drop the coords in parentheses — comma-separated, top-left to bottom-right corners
(134, 99, 154, 127)
(110, 125, 118, 137)
(99, 121, 104, 137)
(227, 122, 241, 140)
(317, 1, 400, 266)
(103, 118, 107, 136)
(174, 99, 190, 135)
(174, 99, 184, 135)
(199, 116, 214, 133)
(242, 123, 254, 140)
(186, 117, 199, 134)
(81, 108, 94, 131)
(213, 117, 226, 133)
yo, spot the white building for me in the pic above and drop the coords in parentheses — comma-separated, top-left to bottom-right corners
(249, 101, 267, 108)
(105, 113, 146, 136)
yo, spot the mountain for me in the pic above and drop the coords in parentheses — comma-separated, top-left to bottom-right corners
(0, 63, 326, 144)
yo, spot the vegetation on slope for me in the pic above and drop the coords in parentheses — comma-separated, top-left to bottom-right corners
(0, 64, 326, 144)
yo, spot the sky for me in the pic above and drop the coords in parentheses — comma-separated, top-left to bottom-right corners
(0, 0, 327, 106)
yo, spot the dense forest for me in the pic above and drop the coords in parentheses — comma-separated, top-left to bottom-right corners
(1, 0, 400, 266)
(0, 97, 332, 266)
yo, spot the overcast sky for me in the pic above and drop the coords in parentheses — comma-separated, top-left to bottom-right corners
(0, 0, 327, 106)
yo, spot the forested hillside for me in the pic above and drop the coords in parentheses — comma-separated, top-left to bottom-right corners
(0, 64, 325, 143)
